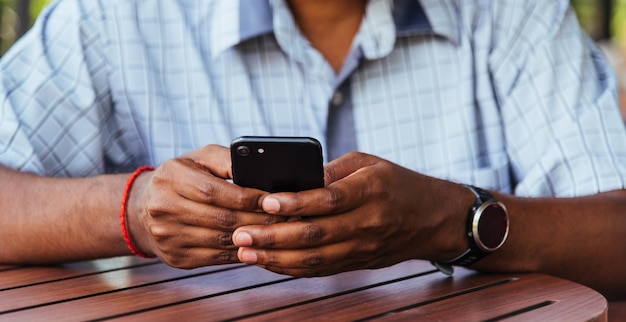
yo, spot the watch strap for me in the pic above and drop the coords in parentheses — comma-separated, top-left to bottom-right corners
(466, 184, 493, 205)
(432, 185, 500, 275)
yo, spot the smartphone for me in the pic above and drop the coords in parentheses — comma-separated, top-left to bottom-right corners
(230, 136, 324, 193)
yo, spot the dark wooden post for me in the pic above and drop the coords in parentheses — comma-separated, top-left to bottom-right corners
(600, 0, 614, 40)
(14, 0, 30, 37)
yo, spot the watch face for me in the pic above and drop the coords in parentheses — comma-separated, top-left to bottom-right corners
(474, 201, 509, 252)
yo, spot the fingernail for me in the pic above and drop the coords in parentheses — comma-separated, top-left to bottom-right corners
(234, 231, 253, 247)
(263, 196, 280, 213)
(240, 248, 257, 264)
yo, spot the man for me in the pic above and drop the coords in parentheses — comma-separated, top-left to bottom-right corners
(0, 0, 625, 300)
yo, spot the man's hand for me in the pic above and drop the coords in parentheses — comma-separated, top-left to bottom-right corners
(232, 152, 471, 277)
(127, 145, 286, 269)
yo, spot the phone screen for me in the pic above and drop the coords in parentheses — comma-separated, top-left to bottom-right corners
(230, 136, 324, 192)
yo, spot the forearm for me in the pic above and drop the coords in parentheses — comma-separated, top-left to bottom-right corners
(0, 165, 131, 264)
(476, 189, 626, 300)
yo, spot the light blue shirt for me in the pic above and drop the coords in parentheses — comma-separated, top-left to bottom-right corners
(1, 0, 625, 197)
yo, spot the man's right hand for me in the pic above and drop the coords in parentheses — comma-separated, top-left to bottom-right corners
(126, 144, 286, 269)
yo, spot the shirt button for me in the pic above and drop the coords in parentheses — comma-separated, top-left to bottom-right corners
(331, 91, 344, 106)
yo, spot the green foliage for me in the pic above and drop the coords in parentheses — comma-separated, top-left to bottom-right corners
(613, 0, 626, 44)
(572, 0, 599, 37)
(30, 0, 51, 19)
(571, 0, 626, 44)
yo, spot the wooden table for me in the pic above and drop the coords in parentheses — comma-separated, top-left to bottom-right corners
(0, 257, 607, 321)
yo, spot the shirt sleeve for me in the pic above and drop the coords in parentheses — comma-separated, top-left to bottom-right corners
(0, 0, 114, 177)
(489, 1, 626, 197)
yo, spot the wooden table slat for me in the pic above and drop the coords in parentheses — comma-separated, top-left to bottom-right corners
(372, 273, 608, 322)
(0, 262, 243, 314)
(0, 265, 285, 321)
(106, 260, 439, 321)
(233, 272, 510, 321)
(0, 257, 608, 321)
(0, 257, 156, 291)
(1, 261, 432, 321)
(0, 266, 19, 271)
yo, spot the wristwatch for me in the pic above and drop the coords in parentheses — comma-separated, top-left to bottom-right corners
(432, 185, 509, 275)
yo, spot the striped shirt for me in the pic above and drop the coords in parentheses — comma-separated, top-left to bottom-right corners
(0, 0, 625, 197)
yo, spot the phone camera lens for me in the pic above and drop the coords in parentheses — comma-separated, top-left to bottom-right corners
(237, 146, 250, 156)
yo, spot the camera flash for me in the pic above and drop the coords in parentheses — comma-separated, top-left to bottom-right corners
(257, 148, 265, 154)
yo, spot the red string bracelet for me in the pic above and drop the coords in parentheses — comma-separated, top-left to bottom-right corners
(120, 166, 156, 258)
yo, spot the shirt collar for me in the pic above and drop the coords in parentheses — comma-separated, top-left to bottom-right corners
(393, 0, 433, 36)
(239, 0, 273, 44)
(209, 0, 459, 59)
(412, 0, 460, 44)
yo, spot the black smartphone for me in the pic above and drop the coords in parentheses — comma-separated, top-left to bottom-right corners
(230, 136, 324, 193)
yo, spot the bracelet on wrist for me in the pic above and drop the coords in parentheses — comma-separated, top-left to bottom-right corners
(120, 166, 156, 258)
